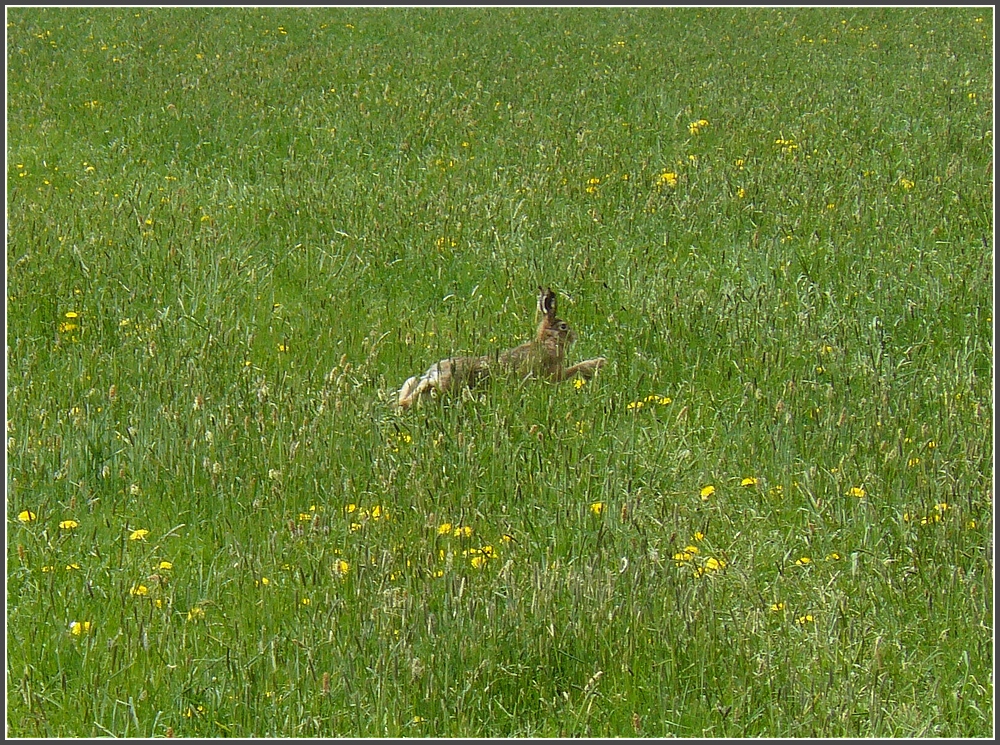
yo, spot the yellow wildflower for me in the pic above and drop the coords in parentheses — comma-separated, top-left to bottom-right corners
(69, 621, 92, 636)
(657, 171, 678, 188)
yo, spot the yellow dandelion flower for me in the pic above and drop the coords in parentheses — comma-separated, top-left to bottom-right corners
(847, 487, 866, 498)
(898, 177, 915, 190)
(438, 522, 453, 536)
(692, 531, 705, 541)
(470, 555, 488, 569)
(673, 552, 691, 563)
(704, 557, 725, 572)
(18, 510, 37, 523)
(129, 584, 149, 596)
(336, 559, 350, 576)
(795, 556, 812, 566)
(65, 563, 81, 571)
(796, 614, 814, 625)
(740, 477, 758, 487)
(700, 485, 715, 500)
(158, 561, 173, 571)
(590, 502, 605, 516)
(573, 377, 586, 389)
(657, 171, 678, 188)
(770, 602, 785, 612)
(301, 597, 311, 606)
(69, 620, 92, 636)
(255, 577, 270, 587)
(128, 529, 149, 541)
(688, 119, 709, 135)
(187, 606, 205, 621)
(371, 504, 385, 520)
(644, 394, 671, 405)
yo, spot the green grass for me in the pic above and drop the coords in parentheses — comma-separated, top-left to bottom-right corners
(6, 6, 993, 737)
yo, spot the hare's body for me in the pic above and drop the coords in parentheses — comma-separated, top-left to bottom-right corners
(397, 287, 605, 409)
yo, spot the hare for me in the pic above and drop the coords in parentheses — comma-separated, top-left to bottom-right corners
(397, 287, 606, 409)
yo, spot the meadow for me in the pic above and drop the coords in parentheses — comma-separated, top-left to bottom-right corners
(6, 6, 993, 737)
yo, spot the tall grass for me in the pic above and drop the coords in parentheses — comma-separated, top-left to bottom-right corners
(7, 7, 993, 737)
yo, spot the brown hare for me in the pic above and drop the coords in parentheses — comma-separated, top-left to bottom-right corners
(397, 287, 606, 409)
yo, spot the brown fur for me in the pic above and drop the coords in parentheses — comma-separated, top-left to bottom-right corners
(397, 287, 605, 409)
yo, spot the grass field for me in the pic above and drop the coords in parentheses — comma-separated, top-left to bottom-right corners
(6, 6, 994, 737)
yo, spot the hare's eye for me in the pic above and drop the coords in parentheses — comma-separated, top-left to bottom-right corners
(558, 322, 569, 331)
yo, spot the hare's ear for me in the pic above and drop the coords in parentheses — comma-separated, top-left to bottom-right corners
(537, 286, 556, 321)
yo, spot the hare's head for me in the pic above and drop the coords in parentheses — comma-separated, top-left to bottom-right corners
(535, 286, 577, 349)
